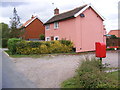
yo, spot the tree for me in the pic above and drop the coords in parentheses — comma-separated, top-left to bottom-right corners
(9, 7, 23, 38)
(0, 23, 10, 38)
(0, 23, 10, 48)
(39, 34, 45, 40)
(0, 23, 2, 39)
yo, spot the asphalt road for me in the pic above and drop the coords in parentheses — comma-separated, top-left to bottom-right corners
(2, 50, 36, 88)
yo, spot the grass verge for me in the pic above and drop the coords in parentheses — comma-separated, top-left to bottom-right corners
(61, 71, 119, 88)
(4, 50, 95, 58)
(5, 50, 49, 58)
(61, 57, 119, 88)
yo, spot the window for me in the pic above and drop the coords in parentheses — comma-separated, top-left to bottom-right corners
(46, 37, 50, 41)
(45, 24, 50, 30)
(54, 22, 59, 29)
(54, 36, 59, 40)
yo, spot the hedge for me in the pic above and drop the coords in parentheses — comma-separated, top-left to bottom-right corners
(7, 38, 22, 54)
(2, 38, 8, 48)
(15, 40, 73, 55)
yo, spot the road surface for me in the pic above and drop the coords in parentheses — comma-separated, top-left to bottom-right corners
(11, 51, 119, 88)
(1, 49, 119, 88)
(2, 49, 36, 88)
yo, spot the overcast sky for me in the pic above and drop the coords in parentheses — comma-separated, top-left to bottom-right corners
(0, 0, 119, 33)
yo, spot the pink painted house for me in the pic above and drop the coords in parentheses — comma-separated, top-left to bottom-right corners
(44, 4, 106, 52)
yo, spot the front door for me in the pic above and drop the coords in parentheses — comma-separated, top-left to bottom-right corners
(51, 36, 54, 41)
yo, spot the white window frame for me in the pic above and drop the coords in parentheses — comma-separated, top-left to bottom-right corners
(46, 37, 50, 41)
(45, 24, 50, 30)
(54, 36, 59, 40)
(54, 22, 59, 29)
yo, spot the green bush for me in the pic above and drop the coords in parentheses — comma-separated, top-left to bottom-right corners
(61, 57, 119, 88)
(0, 39, 1, 48)
(39, 34, 45, 40)
(27, 41, 43, 48)
(2, 38, 8, 48)
(8, 38, 22, 54)
(44, 41, 51, 47)
(76, 58, 118, 88)
(48, 40, 73, 53)
(15, 40, 73, 55)
(59, 39, 73, 46)
(40, 44, 49, 54)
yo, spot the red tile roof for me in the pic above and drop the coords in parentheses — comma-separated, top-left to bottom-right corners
(108, 30, 120, 37)
(21, 16, 36, 27)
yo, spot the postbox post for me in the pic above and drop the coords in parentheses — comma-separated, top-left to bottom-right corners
(100, 57, 102, 70)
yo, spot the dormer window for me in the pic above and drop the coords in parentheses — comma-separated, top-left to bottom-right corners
(45, 24, 50, 30)
(54, 22, 59, 29)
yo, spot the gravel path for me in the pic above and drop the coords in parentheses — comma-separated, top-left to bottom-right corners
(102, 51, 119, 67)
(10, 51, 119, 88)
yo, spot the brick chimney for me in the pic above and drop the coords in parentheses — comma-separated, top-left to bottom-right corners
(54, 8, 59, 15)
(31, 15, 35, 18)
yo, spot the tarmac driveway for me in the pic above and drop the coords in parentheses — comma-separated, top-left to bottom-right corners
(10, 51, 119, 88)
(2, 49, 36, 88)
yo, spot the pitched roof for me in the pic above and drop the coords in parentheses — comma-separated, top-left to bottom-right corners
(108, 30, 120, 37)
(21, 16, 43, 28)
(44, 4, 105, 25)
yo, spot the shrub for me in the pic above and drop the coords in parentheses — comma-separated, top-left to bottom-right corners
(76, 58, 118, 88)
(39, 34, 45, 40)
(49, 41, 63, 53)
(2, 38, 8, 48)
(15, 40, 73, 55)
(27, 41, 43, 48)
(40, 44, 49, 54)
(49, 41, 73, 53)
(44, 41, 51, 47)
(0, 39, 1, 48)
(8, 38, 22, 54)
(61, 57, 118, 88)
(59, 39, 73, 46)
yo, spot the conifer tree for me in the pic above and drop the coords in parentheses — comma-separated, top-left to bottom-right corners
(9, 7, 23, 38)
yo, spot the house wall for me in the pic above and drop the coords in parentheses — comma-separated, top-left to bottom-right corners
(24, 18, 45, 40)
(45, 7, 106, 52)
(75, 7, 106, 52)
(45, 18, 77, 47)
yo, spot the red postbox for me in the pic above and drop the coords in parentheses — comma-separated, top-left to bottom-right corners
(95, 42, 106, 58)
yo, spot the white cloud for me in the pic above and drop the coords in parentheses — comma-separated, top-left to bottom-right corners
(0, 0, 119, 33)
